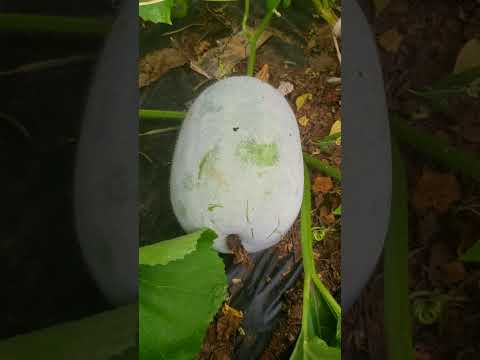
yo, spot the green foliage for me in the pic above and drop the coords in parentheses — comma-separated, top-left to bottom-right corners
(316, 133, 341, 153)
(290, 166, 341, 360)
(460, 240, 480, 263)
(139, 229, 227, 360)
(139, 0, 189, 24)
(410, 66, 480, 113)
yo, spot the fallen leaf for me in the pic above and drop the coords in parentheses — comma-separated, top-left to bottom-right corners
(191, 30, 272, 79)
(319, 206, 335, 225)
(139, 48, 188, 88)
(329, 117, 341, 145)
(454, 38, 480, 74)
(222, 304, 243, 319)
(312, 176, 334, 193)
(298, 115, 309, 127)
(194, 40, 211, 57)
(413, 168, 462, 213)
(378, 29, 403, 54)
(295, 93, 313, 111)
(255, 63, 270, 82)
(441, 261, 466, 285)
(277, 81, 294, 96)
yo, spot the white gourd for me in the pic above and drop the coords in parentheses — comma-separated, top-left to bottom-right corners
(170, 76, 304, 253)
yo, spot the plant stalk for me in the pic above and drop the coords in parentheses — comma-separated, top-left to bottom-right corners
(391, 114, 480, 181)
(246, 0, 280, 76)
(139, 109, 186, 120)
(384, 138, 414, 360)
(303, 153, 341, 181)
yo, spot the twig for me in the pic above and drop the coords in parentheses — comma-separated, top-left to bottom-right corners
(139, 127, 180, 136)
(0, 55, 96, 76)
(0, 112, 31, 139)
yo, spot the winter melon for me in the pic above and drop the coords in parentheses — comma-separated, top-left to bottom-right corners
(170, 76, 303, 253)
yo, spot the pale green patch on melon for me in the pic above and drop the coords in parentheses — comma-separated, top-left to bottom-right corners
(198, 146, 219, 180)
(236, 139, 279, 167)
(208, 204, 223, 212)
(182, 174, 195, 191)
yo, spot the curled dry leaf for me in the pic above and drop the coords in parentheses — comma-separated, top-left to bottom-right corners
(312, 176, 334, 194)
(319, 206, 336, 226)
(139, 48, 187, 88)
(413, 168, 462, 213)
(377, 28, 403, 54)
(298, 115, 309, 127)
(277, 81, 294, 96)
(191, 30, 272, 79)
(255, 63, 270, 82)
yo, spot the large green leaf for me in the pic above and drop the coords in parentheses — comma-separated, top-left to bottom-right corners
(139, 229, 227, 360)
(139, 229, 209, 266)
(139, 0, 175, 24)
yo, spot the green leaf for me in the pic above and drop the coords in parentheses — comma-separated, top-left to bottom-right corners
(291, 166, 341, 360)
(139, 228, 214, 266)
(460, 240, 480, 263)
(332, 205, 341, 216)
(316, 133, 341, 153)
(0, 305, 137, 360)
(139, 0, 174, 24)
(139, 229, 227, 360)
(282, 0, 292, 8)
(266, 0, 280, 11)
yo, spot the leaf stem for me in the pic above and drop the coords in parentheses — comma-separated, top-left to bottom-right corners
(242, 0, 250, 32)
(384, 138, 414, 360)
(246, 0, 280, 76)
(303, 153, 341, 181)
(391, 114, 480, 181)
(139, 109, 186, 120)
(0, 14, 111, 35)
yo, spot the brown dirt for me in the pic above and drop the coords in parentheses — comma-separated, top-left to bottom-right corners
(343, 1, 480, 359)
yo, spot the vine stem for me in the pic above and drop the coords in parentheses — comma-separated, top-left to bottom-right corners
(303, 153, 341, 181)
(242, 0, 250, 33)
(139, 109, 186, 120)
(246, 0, 280, 76)
(0, 14, 111, 35)
(384, 138, 414, 360)
(390, 114, 480, 181)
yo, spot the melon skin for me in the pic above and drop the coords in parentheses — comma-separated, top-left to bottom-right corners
(170, 76, 304, 253)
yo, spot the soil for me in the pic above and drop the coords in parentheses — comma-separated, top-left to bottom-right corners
(0, 1, 115, 339)
(143, 3, 341, 359)
(343, 1, 480, 359)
